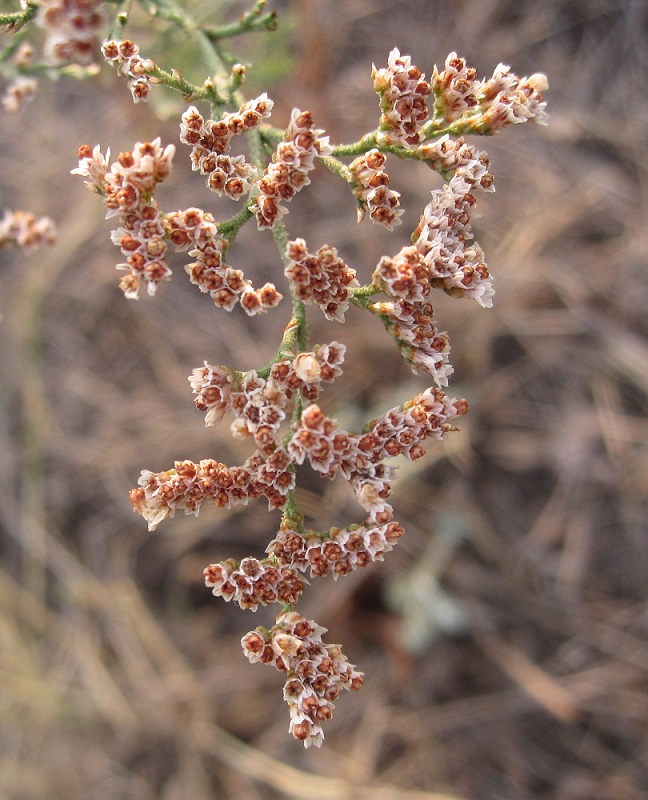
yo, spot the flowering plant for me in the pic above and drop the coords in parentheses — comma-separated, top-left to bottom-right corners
(2, 0, 547, 748)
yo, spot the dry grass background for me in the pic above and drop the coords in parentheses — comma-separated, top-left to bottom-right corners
(1, 0, 648, 797)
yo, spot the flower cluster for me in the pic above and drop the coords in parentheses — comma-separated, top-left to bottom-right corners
(432, 52, 548, 131)
(166, 207, 282, 314)
(270, 341, 346, 402)
(241, 612, 363, 747)
(371, 247, 452, 383)
(348, 149, 403, 230)
(129, 448, 296, 530)
(73, 139, 174, 298)
(73, 143, 281, 308)
(179, 97, 272, 198)
(373, 245, 431, 304)
(267, 518, 405, 579)
(204, 557, 306, 610)
(419, 135, 494, 190)
(284, 239, 358, 321)
(372, 48, 431, 146)
(139, 381, 460, 530)
(287, 388, 467, 521)
(37, 0, 105, 66)
(371, 296, 451, 383)
(101, 40, 156, 103)
(189, 342, 346, 446)
(0, 209, 57, 250)
(252, 109, 333, 229)
(1, 43, 36, 112)
(413, 175, 493, 307)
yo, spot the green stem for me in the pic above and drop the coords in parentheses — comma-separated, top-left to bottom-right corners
(259, 126, 284, 145)
(201, 0, 278, 42)
(143, 0, 225, 79)
(331, 131, 378, 157)
(217, 204, 254, 244)
(350, 284, 381, 304)
(0, 28, 28, 62)
(246, 126, 267, 172)
(107, 0, 132, 40)
(257, 295, 306, 380)
(320, 155, 352, 182)
(0, 1, 38, 29)
(144, 63, 214, 102)
(419, 117, 484, 140)
(271, 219, 309, 354)
(8, 61, 101, 79)
(281, 491, 305, 533)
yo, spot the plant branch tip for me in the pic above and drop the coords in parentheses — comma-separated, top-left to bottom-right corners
(38, 14, 548, 747)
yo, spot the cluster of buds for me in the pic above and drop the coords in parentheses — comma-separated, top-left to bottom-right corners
(372, 48, 431, 146)
(189, 342, 346, 449)
(413, 175, 493, 307)
(101, 40, 156, 103)
(284, 239, 358, 322)
(73, 145, 281, 308)
(371, 296, 451, 383)
(179, 97, 272, 199)
(0, 209, 57, 249)
(166, 207, 281, 314)
(204, 557, 306, 610)
(73, 139, 174, 298)
(241, 612, 363, 748)
(269, 342, 346, 402)
(348, 149, 403, 230)
(431, 52, 548, 132)
(37, 0, 105, 66)
(229, 370, 291, 453)
(252, 109, 333, 229)
(419, 135, 494, 190)
(129, 448, 296, 530)
(287, 388, 467, 521)
(371, 247, 452, 383)
(267, 518, 405, 579)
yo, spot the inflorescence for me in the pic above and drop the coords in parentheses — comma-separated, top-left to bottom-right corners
(70, 37, 546, 747)
(2, 0, 547, 747)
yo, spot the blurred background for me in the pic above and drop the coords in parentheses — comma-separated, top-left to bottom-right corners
(1, 0, 647, 798)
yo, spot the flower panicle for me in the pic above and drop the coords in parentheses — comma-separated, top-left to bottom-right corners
(204, 557, 307, 611)
(372, 47, 431, 147)
(348, 149, 404, 230)
(73, 138, 175, 298)
(241, 612, 363, 748)
(179, 95, 273, 199)
(430, 51, 548, 132)
(102, 39, 156, 103)
(63, 32, 547, 748)
(2, 76, 38, 113)
(284, 239, 358, 321)
(188, 340, 346, 432)
(267, 518, 405, 579)
(251, 108, 333, 229)
(167, 207, 282, 314)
